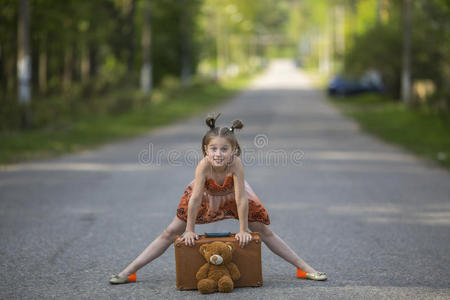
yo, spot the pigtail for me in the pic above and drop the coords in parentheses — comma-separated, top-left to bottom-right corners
(202, 114, 243, 157)
(230, 119, 244, 133)
(205, 112, 221, 130)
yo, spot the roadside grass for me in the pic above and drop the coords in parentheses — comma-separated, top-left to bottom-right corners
(0, 74, 254, 166)
(328, 93, 450, 169)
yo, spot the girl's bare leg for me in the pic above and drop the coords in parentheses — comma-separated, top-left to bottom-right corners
(118, 216, 187, 277)
(248, 222, 318, 273)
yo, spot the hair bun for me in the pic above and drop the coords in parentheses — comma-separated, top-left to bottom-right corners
(231, 119, 244, 131)
(205, 112, 221, 130)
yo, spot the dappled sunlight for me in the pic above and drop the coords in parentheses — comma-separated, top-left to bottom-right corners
(304, 162, 434, 175)
(415, 211, 450, 218)
(265, 202, 312, 211)
(307, 151, 418, 163)
(1, 162, 161, 172)
(328, 204, 403, 215)
(365, 216, 450, 226)
(328, 203, 450, 226)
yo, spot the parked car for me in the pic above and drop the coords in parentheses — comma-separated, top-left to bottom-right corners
(327, 71, 384, 96)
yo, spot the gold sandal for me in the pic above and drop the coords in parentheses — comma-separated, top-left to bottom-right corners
(297, 269, 327, 281)
(109, 273, 137, 284)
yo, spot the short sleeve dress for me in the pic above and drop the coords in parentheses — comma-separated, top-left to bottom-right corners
(176, 160, 270, 225)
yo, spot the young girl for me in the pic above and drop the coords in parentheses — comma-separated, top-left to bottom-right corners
(109, 113, 327, 284)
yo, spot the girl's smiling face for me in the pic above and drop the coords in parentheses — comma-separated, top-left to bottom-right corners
(204, 137, 234, 168)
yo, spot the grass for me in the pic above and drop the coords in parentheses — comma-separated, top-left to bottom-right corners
(0, 73, 255, 166)
(328, 93, 450, 169)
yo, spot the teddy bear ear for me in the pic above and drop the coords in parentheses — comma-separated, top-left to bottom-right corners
(199, 244, 207, 255)
(225, 242, 234, 252)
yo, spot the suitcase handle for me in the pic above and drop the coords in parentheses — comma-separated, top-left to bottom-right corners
(204, 232, 232, 238)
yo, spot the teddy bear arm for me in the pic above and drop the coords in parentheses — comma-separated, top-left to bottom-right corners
(196, 263, 210, 280)
(226, 262, 241, 281)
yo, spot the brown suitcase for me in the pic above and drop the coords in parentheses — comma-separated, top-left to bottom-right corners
(174, 232, 263, 290)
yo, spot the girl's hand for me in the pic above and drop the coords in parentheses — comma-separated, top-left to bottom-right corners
(178, 231, 199, 247)
(235, 231, 252, 248)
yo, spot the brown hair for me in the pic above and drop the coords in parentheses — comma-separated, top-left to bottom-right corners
(201, 112, 244, 157)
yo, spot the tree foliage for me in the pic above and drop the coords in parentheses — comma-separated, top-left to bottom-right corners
(344, 0, 449, 106)
(0, 0, 289, 130)
(290, 0, 449, 108)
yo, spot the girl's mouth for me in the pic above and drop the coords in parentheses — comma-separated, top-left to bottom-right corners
(214, 159, 224, 163)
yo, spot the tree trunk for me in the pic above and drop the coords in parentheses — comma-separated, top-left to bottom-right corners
(215, 9, 222, 79)
(39, 36, 47, 94)
(401, 0, 412, 104)
(376, 0, 382, 24)
(180, 0, 191, 86)
(140, 0, 152, 94)
(17, 0, 31, 103)
(125, 0, 135, 74)
(63, 45, 73, 90)
(7, 55, 15, 94)
(80, 44, 90, 82)
(17, 0, 31, 128)
(349, 0, 358, 39)
(89, 46, 97, 78)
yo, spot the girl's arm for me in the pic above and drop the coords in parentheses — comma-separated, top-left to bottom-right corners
(183, 158, 207, 246)
(232, 157, 253, 247)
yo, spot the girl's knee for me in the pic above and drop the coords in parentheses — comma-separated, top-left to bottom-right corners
(260, 226, 274, 238)
(162, 222, 186, 240)
(162, 227, 179, 240)
(249, 222, 273, 238)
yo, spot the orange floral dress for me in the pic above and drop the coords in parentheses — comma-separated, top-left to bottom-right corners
(176, 162, 270, 225)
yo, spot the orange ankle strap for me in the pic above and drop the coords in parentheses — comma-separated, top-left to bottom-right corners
(297, 269, 307, 278)
(128, 273, 137, 282)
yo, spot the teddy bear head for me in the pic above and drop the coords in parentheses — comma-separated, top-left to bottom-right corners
(199, 241, 235, 266)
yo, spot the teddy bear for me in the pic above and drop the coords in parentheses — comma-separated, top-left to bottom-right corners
(196, 241, 241, 294)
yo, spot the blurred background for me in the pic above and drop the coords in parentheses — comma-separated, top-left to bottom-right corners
(1, 0, 449, 167)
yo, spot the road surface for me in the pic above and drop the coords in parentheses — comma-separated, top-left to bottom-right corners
(1, 60, 449, 299)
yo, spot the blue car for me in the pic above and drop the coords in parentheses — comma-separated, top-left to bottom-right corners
(328, 71, 384, 96)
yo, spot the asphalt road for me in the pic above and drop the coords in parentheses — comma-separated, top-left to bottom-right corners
(1, 60, 449, 299)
